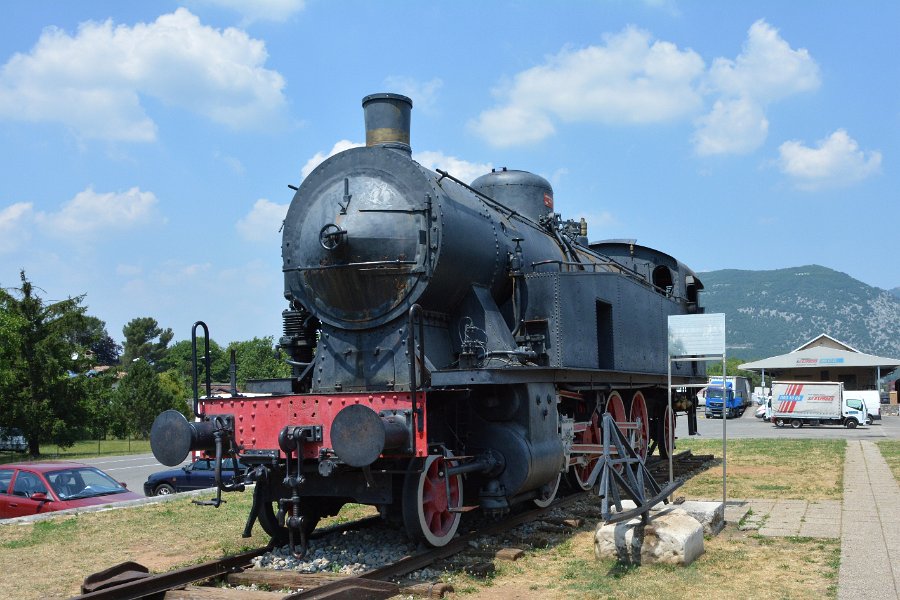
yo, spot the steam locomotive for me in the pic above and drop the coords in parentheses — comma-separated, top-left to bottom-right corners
(150, 93, 705, 554)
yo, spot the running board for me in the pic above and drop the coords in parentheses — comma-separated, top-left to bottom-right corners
(585, 412, 682, 524)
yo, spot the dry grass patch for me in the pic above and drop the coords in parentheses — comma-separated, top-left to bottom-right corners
(676, 438, 844, 500)
(446, 526, 839, 600)
(0, 493, 375, 600)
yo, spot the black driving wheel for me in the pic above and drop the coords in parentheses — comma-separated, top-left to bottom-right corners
(790, 419, 802, 429)
(254, 482, 320, 547)
(154, 483, 175, 496)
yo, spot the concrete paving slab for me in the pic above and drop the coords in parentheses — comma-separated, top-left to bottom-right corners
(758, 527, 798, 537)
(798, 525, 840, 538)
(838, 440, 900, 600)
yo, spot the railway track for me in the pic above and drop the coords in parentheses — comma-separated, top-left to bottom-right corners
(71, 451, 715, 600)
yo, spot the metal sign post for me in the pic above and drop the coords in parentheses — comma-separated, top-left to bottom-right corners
(667, 314, 727, 506)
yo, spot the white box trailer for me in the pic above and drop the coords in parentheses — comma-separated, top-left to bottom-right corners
(768, 381, 867, 429)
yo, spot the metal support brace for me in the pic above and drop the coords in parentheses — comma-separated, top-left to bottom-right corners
(585, 413, 683, 524)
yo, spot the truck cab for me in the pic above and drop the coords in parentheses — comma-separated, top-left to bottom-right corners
(705, 382, 745, 419)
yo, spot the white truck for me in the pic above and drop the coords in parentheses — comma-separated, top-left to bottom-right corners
(842, 390, 881, 424)
(767, 381, 867, 429)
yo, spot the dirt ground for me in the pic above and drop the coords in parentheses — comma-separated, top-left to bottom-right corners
(444, 524, 839, 600)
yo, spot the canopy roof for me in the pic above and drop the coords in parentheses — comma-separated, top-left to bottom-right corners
(739, 345, 900, 371)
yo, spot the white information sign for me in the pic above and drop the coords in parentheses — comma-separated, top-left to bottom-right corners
(667, 313, 726, 357)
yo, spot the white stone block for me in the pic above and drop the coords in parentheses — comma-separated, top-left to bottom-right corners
(594, 508, 705, 566)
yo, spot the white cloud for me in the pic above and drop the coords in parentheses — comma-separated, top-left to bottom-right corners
(470, 20, 821, 156)
(693, 97, 768, 156)
(196, 0, 306, 24)
(36, 186, 162, 238)
(236, 198, 289, 241)
(694, 20, 819, 156)
(301, 140, 363, 179)
(300, 144, 490, 187)
(0, 8, 287, 141)
(470, 105, 556, 147)
(777, 129, 881, 190)
(413, 151, 492, 184)
(155, 260, 212, 286)
(470, 26, 705, 147)
(708, 20, 820, 102)
(214, 150, 245, 175)
(381, 77, 443, 114)
(0, 202, 34, 253)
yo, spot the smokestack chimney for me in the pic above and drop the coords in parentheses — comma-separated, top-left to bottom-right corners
(362, 93, 412, 154)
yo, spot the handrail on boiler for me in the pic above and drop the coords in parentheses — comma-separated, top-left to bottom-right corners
(407, 305, 426, 440)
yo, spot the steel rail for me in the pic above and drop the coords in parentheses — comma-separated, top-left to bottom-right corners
(71, 452, 716, 600)
(71, 546, 269, 600)
(284, 492, 589, 599)
(69, 516, 384, 600)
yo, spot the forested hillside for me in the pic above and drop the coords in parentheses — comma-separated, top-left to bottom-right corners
(699, 265, 900, 360)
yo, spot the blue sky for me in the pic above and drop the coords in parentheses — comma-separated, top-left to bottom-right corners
(1, 1, 896, 346)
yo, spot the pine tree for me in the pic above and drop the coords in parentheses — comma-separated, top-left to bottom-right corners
(0, 271, 91, 456)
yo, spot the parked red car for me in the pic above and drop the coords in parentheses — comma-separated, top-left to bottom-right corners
(0, 461, 143, 518)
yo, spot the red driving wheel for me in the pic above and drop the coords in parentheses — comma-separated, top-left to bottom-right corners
(630, 391, 650, 460)
(571, 409, 601, 490)
(606, 391, 626, 472)
(402, 453, 463, 547)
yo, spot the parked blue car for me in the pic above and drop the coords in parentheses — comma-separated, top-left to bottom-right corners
(143, 458, 246, 496)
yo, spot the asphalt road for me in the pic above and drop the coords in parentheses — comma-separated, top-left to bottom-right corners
(80, 453, 189, 496)
(677, 405, 900, 442)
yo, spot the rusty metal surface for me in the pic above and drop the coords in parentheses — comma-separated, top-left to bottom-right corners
(70, 547, 269, 600)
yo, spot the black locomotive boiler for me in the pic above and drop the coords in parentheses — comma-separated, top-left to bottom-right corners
(151, 93, 705, 553)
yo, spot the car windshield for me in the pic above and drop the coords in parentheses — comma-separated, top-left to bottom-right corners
(46, 467, 128, 500)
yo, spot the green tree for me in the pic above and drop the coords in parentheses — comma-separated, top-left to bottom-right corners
(0, 304, 25, 429)
(113, 359, 187, 438)
(72, 315, 121, 366)
(159, 369, 192, 416)
(121, 317, 173, 369)
(706, 357, 761, 388)
(0, 271, 92, 456)
(159, 338, 229, 384)
(226, 337, 291, 387)
(83, 372, 117, 441)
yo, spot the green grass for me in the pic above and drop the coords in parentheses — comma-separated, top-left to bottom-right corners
(876, 441, 900, 482)
(0, 438, 151, 463)
(0, 518, 80, 549)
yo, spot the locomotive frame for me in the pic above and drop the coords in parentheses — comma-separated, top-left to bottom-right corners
(150, 92, 705, 556)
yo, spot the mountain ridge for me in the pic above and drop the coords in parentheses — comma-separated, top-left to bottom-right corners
(697, 264, 900, 360)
